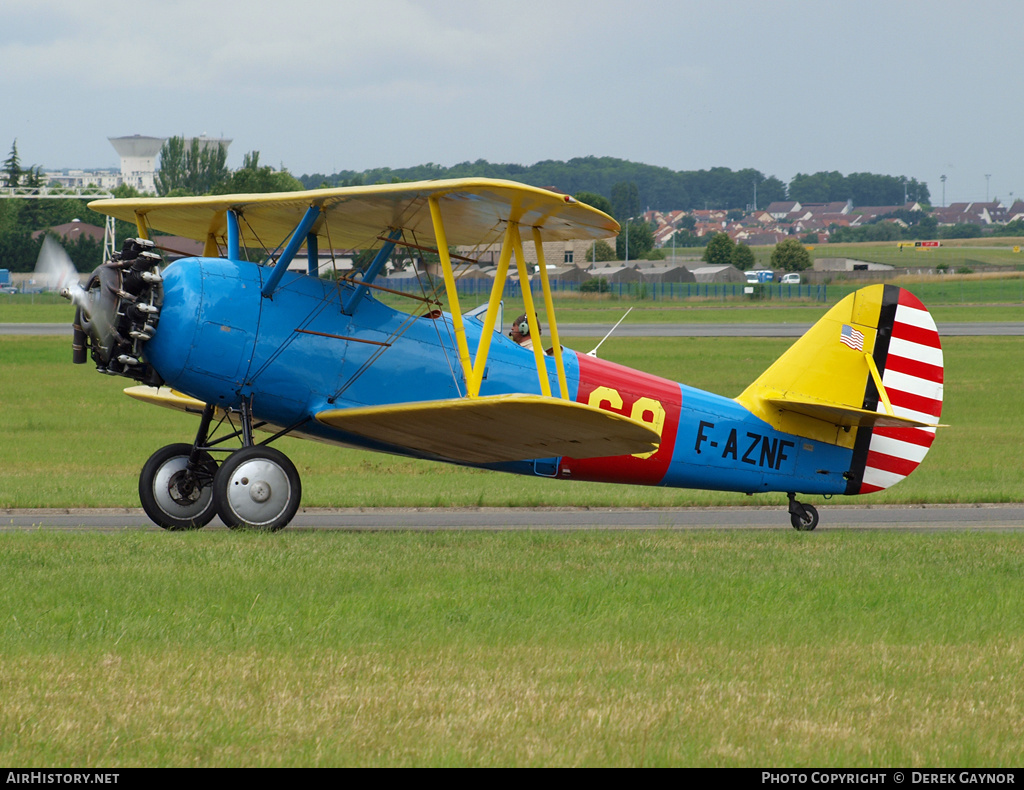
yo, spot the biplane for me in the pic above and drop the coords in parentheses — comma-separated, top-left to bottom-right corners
(51, 178, 943, 531)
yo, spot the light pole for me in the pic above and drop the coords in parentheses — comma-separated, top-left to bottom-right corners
(941, 175, 946, 208)
(985, 174, 992, 202)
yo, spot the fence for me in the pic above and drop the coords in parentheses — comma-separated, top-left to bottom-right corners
(384, 277, 830, 302)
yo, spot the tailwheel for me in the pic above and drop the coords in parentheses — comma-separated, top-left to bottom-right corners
(787, 492, 819, 531)
(213, 446, 301, 532)
(139, 443, 219, 530)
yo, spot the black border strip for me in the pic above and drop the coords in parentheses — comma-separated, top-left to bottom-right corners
(845, 285, 900, 495)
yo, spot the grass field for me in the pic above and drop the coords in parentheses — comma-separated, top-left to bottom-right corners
(4, 270, 1024, 325)
(2, 299, 1022, 767)
(1, 530, 1022, 767)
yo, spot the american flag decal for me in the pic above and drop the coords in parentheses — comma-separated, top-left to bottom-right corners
(840, 324, 865, 350)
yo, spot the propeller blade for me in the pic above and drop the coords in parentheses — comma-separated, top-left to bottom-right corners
(35, 235, 95, 316)
(35, 235, 81, 293)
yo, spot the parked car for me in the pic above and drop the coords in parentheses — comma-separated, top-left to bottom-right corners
(0, 285, 17, 295)
(781, 273, 801, 284)
(745, 269, 775, 284)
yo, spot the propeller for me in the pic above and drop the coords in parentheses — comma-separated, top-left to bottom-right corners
(35, 235, 116, 362)
(35, 235, 88, 309)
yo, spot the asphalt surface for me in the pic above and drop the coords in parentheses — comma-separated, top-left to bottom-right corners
(3, 505, 1023, 532)
(4, 322, 1023, 337)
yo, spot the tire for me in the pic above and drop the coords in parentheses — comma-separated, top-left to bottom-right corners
(790, 503, 819, 531)
(213, 446, 301, 532)
(139, 443, 219, 530)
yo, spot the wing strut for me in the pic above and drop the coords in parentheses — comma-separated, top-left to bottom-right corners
(428, 196, 474, 397)
(426, 198, 571, 402)
(343, 228, 402, 314)
(261, 205, 322, 298)
(533, 227, 569, 400)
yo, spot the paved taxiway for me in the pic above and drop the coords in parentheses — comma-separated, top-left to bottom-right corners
(4, 322, 1024, 338)
(3, 505, 1023, 532)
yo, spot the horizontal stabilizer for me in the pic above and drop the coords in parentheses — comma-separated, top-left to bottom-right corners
(764, 394, 942, 430)
(316, 394, 661, 464)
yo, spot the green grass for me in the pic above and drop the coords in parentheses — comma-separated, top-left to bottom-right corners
(0, 292, 77, 323)
(5, 272, 1024, 326)
(1, 334, 1021, 508)
(0, 530, 1021, 767)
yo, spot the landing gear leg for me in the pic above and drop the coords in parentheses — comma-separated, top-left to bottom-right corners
(787, 492, 819, 531)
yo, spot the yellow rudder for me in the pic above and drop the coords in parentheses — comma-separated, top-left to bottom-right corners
(735, 285, 889, 447)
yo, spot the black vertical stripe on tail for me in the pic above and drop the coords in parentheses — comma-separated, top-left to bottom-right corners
(845, 284, 901, 495)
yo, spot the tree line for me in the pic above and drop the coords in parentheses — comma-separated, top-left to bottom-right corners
(2, 136, 937, 273)
(0, 138, 307, 272)
(301, 156, 931, 212)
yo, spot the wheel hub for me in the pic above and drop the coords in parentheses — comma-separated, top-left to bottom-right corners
(248, 480, 272, 503)
(225, 457, 294, 525)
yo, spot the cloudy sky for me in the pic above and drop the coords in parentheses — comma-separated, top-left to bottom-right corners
(3, 0, 1020, 204)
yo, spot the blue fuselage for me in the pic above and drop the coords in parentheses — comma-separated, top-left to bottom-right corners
(144, 257, 854, 496)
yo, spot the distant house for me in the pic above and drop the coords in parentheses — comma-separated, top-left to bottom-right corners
(933, 202, 1002, 225)
(32, 220, 105, 244)
(800, 201, 852, 216)
(766, 201, 801, 219)
(149, 236, 205, 262)
(1000, 201, 1024, 223)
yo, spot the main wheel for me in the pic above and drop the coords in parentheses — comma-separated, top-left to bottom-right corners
(139, 443, 219, 530)
(790, 503, 819, 531)
(213, 446, 301, 532)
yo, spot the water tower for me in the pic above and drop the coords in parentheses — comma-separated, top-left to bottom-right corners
(109, 135, 165, 193)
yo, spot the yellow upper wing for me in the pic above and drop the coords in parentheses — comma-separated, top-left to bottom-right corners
(88, 178, 619, 250)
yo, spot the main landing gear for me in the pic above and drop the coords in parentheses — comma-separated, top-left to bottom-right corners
(138, 401, 301, 532)
(787, 492, 819, 531)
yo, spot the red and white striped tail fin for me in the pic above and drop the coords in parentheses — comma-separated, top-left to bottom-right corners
(853, 288, 944, 494)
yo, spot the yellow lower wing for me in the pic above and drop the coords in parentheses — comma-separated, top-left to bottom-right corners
(315, 394, 661, 464)
(124, 385, 207, 413)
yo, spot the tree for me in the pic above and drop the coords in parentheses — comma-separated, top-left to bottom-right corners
(587, 240, 616, 262)
(788, 171, 847, 203)
(789, 170, 931, 206)
(770, 238, 813, 272)
(574, 191, 613, 215)
(993, 219, 1024, 237)
(3, 140, 23, 187)
(731, 242, 755, 270)
(215, 151, 303, 194)
(154, 137, 186, 195)
(580, 276, 610, 293)
(610, 181, 640, 222)
(615, 219, 654, 260)
(940, 223, 983, 239)
(155, 136, 230, 195)
(702, 232, 735, 265)
(670, 229, 703, 248)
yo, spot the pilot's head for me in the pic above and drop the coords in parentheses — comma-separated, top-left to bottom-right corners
(510, 313, 539, 345)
